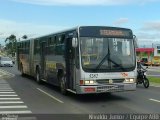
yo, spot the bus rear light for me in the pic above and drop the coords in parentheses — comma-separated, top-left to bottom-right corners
(80, 80, 84, 85)
(84, 87, 95, 92)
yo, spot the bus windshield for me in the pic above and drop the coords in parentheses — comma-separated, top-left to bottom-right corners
(80, 37, 135, 72)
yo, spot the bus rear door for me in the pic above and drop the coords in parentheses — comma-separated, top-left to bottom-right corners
(40, 41, 47, 79)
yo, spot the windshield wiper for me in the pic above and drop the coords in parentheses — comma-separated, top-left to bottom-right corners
(108, 58, 125, 71)
(94, 55, 125, 71)
(94, 41, 125, 71)
(94, 41, 110, 71)
(94, 53, 109, 70)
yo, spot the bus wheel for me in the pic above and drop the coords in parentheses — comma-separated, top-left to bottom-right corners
(60, 76, 67, 95)
(36, 68, 42, 84)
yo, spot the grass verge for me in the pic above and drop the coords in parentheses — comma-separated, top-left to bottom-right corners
(148, 76, 160, 83)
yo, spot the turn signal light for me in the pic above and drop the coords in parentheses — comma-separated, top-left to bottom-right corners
(80, 80, 84, 85)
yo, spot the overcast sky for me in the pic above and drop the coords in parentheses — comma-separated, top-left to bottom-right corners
(0, 0, 160, 47)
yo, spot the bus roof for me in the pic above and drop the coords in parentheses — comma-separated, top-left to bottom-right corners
(18, 26, 132, 42)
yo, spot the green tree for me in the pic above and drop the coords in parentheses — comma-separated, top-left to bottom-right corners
(22, 35, 28, 39)
(5, 34, 17, 57)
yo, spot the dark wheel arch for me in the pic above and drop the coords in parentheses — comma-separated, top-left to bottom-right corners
(57, 69, 67, 95)
(36, 66, 42, 84)
(20, 63, 25, 76)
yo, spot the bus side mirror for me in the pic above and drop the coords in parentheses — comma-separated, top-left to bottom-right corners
(133, 35, 138, 48)
(72, 38, 78, 48)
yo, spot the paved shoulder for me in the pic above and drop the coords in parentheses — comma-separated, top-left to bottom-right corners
(0, 69, 15, 79)
(150, 82, 160, 87)
(0, 79, 32, 114)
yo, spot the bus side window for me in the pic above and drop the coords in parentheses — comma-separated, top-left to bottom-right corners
(34, 40, 40, 55)
(54, 36, 58, 45)
(55, 35, 65, 55)
(48, 37, 54, 46)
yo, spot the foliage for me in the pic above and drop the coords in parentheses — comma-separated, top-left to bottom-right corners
(5, 34, 17, 57)
(22, 35, 28, 39)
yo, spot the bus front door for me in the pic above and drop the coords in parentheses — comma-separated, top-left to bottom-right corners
(66, 38, 76, 90)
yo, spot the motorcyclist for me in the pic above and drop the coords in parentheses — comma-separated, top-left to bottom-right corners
(137, 61, 147, 70)
(137, 61, 149, 88)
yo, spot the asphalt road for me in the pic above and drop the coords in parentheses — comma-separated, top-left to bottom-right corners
(147, 66, 160, 78)
(0, 65, 160, 119)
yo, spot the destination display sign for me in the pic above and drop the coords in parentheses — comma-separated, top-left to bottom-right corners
(79, 26, 133, 38)
(100, 30, 126, 36)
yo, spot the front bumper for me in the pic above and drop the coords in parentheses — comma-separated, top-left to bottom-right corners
(76, 83, 136, 94)
(0, 64, 13, 67)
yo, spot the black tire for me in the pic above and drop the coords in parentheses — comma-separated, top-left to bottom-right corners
(136, 79, 139, 85)
(143, 78, 149, 88)
(60, 76, 67, 95)
(36, 68, 42, 84)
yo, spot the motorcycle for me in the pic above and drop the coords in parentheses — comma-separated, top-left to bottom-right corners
(136, 64, 149, 88)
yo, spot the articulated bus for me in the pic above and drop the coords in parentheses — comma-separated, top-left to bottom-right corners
(17, 26, 137, 94)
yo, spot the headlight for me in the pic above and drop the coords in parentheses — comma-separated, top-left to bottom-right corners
(85, 80, 90, 84)
(125, 79, 130, 82)
(89, 81, 94, 84)
(124, 78, 135, 83)
(84, 80, 96, 85)
(130, 79, 134, 82)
